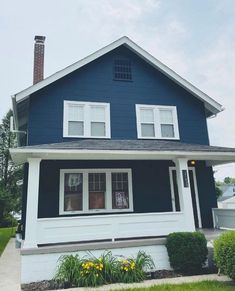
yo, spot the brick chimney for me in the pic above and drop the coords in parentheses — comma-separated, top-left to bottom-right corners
(33, 35, 46, 84)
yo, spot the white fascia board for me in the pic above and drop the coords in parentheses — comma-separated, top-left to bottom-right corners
(11, 95, 19, 130)
(14, 36, 223, 115)
(10, 148, 235, 165)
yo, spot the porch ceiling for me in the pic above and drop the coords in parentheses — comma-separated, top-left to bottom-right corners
(10, 140, 235, 166)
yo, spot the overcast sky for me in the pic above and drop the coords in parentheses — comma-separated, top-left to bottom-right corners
(1, 0, 235, 180)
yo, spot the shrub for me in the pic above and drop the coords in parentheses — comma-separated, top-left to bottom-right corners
(166, 232, 208, 274)
(98, 251, 120, 283)
(54, 250, 154, 287)
(54, 254, 82, 288)
(214, 231, 235, 280)
(117, 251, 155, 283)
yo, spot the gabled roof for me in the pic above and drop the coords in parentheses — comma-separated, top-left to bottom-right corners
(12, 36, 223, 116)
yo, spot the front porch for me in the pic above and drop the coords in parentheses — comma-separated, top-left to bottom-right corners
(22, 157, 208, 249)
(10, 139, 235, 249)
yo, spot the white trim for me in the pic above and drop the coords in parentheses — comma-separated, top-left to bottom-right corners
(24, 158, 41, 248)
(59, 168, 133, 215)
(169, 167, 176, 212)
(136, 104, 180, 140)
(13, 36, 223, 116)
(10, 147, 235, 165)
(63, 101, 111, 138)
(174, 158, 195, 231)
(169, 166, 202, 228)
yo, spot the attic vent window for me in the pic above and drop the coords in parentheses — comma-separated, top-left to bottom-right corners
(114, 59, 132, 81)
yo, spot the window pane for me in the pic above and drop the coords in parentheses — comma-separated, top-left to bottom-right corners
(68, 104, 84, 121)
(64, 173, 83, 211)
(159, 109, 173, 123)
(68, 121, 84, 136)
(140, 109, 154, 122)
(91, 122, 105, 136)
(141, 124, 155, 137)
(112, 173, 129, 209)
(91, 106, 105, 121)
(161, 124, 174, 137)
(89, 173, 106, 209)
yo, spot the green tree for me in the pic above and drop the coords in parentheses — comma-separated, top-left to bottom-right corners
(224, 177, 231, 184)
(0, 109, 23, 226)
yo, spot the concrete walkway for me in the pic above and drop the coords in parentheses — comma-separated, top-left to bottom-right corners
(0, 238, 21, 291)
(64, 274, 232, 291)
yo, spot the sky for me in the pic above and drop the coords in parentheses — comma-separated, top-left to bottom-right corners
(1, 0, 235, 180)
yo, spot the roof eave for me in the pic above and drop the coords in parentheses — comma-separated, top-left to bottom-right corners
(10, 147, 235, 165)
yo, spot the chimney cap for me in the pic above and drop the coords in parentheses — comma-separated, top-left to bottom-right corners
(34, 35, 46, 43)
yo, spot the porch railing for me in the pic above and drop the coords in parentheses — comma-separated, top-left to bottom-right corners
(36, 212, 191, 245)
(212, 208, 235, 230)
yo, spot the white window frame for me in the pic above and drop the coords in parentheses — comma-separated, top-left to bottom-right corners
(63, 101, 111, 138)
(59, 168, 133, 215)
(136, 104, 180, 140)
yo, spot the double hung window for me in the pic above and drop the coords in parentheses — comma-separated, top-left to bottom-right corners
(63, 101, 110, 138)
(136, 105, 179, 139)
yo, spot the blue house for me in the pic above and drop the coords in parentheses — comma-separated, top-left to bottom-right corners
(10, 36, 235, 283)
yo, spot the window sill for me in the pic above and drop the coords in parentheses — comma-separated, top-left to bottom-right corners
(137, 136, 180, 140)
(59, 208, 134, 216)
(63, 135, 111, 139)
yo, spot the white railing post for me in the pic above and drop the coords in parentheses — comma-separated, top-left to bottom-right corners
(23, 158, 41, 249)
(174, 158, 195, 231)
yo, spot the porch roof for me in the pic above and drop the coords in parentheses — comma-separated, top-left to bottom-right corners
(10, 140, 235, 166)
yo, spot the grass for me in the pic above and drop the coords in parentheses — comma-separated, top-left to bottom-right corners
(114, 281, 235, 291)
(0, 227, 15, 255)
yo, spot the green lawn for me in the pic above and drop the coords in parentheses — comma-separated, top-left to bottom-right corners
(0, 227, 15, 255)
(114, 281, 235, 291)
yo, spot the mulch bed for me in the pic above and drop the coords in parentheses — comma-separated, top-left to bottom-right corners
(21, 268, 217, 290)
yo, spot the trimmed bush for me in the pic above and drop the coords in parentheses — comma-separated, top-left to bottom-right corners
(166, 232, 208, 274)
(214, 231, 235, 280)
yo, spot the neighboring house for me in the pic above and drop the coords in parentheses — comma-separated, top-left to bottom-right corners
(218, 183, 235, 197)
(217, 183, 235, 208)
(10, 36, 235, 284)
(218, 195, 235, 209)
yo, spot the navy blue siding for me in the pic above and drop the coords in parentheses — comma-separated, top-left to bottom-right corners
(38, 160, 174, 218)
(35, 160, 216, 228)
(28, 46, 209, 145)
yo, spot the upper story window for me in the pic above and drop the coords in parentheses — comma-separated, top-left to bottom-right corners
(63, 101, 111, 138)
(114, 59, 132, 81)
(136, 104, 180, 140)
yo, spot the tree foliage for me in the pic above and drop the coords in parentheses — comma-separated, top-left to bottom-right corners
(224, 177, 235, 184)
(0, 109, 23, 226)
(215, 185, 223, 199)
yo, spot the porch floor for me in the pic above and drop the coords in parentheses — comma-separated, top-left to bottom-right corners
(198, 228, 226, 241)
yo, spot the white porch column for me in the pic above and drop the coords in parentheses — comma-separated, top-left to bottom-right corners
(174, 158, 195, 231)
(23, 158, 41, 249)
